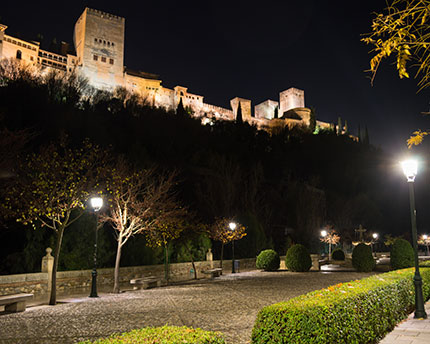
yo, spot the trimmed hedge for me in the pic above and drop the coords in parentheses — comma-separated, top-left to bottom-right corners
(352, 243, 375, 272)
(332, 248, 345, 261)
(256, 249, 280, 271)
(285, 244, 312, 272)
(391, 238, 414, 270)
(252, 268, 430, 344)
(78, 325, 226, 344)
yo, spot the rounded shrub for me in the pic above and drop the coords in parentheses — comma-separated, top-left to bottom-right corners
(391, 238, 414, 270)
(256, 249, 280, 271)
(285, 244, 312, 272)
(352, 243, 375, 272)
(332, 248, 345, 261)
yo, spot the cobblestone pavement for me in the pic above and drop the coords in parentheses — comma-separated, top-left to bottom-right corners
(0, 270, 376, 344)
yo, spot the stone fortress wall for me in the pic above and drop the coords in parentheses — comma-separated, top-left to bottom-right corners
(0, 8, 338, 132)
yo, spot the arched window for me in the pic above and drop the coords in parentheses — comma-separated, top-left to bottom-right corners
(16, 50, 22, 59)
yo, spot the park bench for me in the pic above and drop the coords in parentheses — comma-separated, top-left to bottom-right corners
(0, 293, 33, 312)
(202, 268, 222, 279)
(130, 277, 160, 290)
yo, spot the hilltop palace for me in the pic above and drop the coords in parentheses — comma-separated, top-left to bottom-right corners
(0, 8, 333, 131)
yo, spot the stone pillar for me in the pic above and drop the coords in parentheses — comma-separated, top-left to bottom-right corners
(41, 248, 54, 294)
(206, 248, 213, 268)
(310, 254, 320, 271)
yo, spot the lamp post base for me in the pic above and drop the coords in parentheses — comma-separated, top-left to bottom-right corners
(413, 275, 427, 319)
(89, 269, 98, 298)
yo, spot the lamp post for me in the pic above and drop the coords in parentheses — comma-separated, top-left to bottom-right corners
(89, 196, 103, 298)
(321, 230, 331, 261)
(372, 233, 379, 258)
(421, 234, 430, 256)
(229, 222, 237, 273)
(401, 159, 427, 319)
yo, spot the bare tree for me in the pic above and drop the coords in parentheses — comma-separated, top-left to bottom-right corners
(100, 159, 184, 292)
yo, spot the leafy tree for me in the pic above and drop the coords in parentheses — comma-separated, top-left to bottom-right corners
(208, 218, 246, 270)
(309, 107, 316, 132)
(362, 0, 430, 146)
(144, 218, 188, 281)
(176, 98, 187, 117)
(2, 138, 106, 305)
(100, 159, 184, 292)
(236, 103, 243, 124)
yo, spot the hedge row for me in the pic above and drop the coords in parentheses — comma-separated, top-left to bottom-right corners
(78, 325, 226, 344)
(252, 268, 430, 344)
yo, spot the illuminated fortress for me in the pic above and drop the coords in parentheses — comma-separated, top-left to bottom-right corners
(0, 8, 333, 130)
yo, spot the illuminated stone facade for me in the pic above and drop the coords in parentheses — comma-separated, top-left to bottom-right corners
(0, 8, 335, 131)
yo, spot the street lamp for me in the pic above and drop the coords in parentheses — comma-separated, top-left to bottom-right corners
(89, 196, 103, 298)
(320, 230, 331, 261)
(401, 159, 427, 319)
(372, 233, 379, 258)
(422, 234, 430, 256)
(229, 222, 237, 273)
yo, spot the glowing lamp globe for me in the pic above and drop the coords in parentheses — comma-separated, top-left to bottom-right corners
(372, 233, 379, 240)
(90, 197, 103, 212)
(401, 160, 418, 182)
(321, 230, 327, 237)
(229, 222, 237, 231)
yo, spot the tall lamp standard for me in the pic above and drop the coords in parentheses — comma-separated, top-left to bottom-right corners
(372, 233, 379, 258)
(401, 159, 427, 319)
(89, 196, 103, 298)
(320, 230, 330, 261)
(229, 222, 237, 273)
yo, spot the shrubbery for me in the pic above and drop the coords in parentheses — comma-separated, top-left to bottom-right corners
(256, 249, 280, 271)
(285, 244, 312, 272)
(332, 248, 345, 261)
(352, 243, 375, 272)
(78, 325, 226, 344)
(251, 268, 430, 344)
(391, 238, 414, 270)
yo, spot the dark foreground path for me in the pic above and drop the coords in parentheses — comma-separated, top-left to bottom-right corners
(0, 270, 376, 344)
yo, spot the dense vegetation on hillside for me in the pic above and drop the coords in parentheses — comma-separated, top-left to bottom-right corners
(0, 64, 403, 274)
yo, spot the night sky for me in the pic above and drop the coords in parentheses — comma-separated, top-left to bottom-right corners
(3, 0, 430, 155)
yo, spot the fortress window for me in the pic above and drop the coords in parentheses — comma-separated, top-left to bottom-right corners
(107, 42, 110, 46)
(93, 54, 98, 61)
(101, 56, 106, 62)
(30, 56, 34, 61)
(109, 58, 114, 65)
(103, 40, 106, 45)
(112, 42, 115, 47)
(16, 50, 22, 59)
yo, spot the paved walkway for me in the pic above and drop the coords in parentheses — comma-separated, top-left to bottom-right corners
(379, 301, 430, 344)
(0, 270, 376, 344)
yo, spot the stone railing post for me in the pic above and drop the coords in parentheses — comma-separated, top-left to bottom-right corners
(206, 248, 213, 269)
(41, 247, 54, 294)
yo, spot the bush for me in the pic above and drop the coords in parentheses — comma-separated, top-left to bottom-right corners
(391, 238, 414, 270)
(332, 248, 345, 261)
(285, 244, 312, 272)
(352, 243, 375, 272)
(78, 325, 226, 344)
(251, 268, 430, 344)
(256, 249, 280, 271)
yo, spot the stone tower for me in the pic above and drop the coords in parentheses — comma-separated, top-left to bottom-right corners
(279, 87, 305, 116)
(73, 8, 125, 89)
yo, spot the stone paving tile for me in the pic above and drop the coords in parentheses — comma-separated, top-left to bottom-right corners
(0, 270, 377, 344)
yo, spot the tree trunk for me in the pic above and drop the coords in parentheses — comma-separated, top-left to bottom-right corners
(164, 245, 169, 283)
(113, 239, 122, 293)
(184, 243, 197, 279)
(220, 243, 224, 271)
(49, 225, 65, 305)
